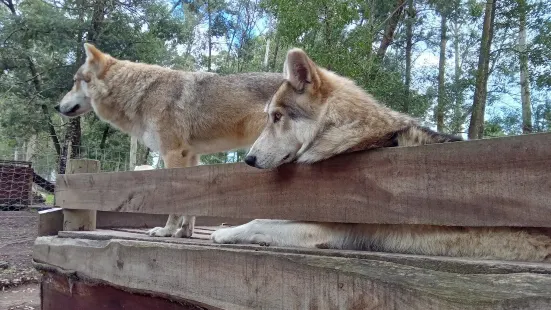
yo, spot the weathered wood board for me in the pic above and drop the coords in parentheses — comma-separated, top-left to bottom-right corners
(55, 133, 551, 227)
(62, 159, 100, 231)
(40, 272, 210, 310)
(34, 235, 551, 310)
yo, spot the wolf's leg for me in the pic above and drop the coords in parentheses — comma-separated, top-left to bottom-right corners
(172, 154, 199, 238)
(147, 214, 184, 237)
(147, 150, 196, 238)
(211, 219, 339, 248)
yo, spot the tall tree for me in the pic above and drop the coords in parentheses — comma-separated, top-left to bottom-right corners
(518, 0, 532, 134)
(449, 2, 464, 135)
(468, 0, 497, 139)
(377, 0, 406, 60)
(436, 9, 448, 132)
(1, 0, 62, 155)
(404, 0, 415, 114)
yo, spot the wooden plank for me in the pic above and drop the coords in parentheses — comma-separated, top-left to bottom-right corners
(55, 133, 551, 227)
(34, 236, 551, 310)
(63, 159, 100, 231)
(57, 229, 551, 275)
(129, 136, 137, 170)
(41, 271, 212, 310)
(38, 208, 63, 236)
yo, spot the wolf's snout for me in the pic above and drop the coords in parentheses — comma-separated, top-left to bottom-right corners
(244, 155, 257, 167)
(54, 105, 60, 112)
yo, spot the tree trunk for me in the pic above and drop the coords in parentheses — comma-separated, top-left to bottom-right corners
(2, 0, 16, 14)
(436, 13, 447, 132)
(404, 0, 414, 114)
(263, 38, 271, 71)
(27, 57, 62, 156)
(207, 0, 212, 72)
(99, 126, 110, 150)
(142, 148, 150, 165)
(518, 0, 532, 134)
(376, 0, 406, 60)
(323, 3, 333, 70)
(270, 35, 280, 71)
(88, 0, 106, 43)
(468, 0, 497, 139)
(451, 20, 464, 135)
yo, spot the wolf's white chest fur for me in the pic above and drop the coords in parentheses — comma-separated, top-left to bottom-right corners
(139, 127, 161, 152)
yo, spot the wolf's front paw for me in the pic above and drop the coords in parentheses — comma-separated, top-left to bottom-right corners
(211, 228, 239, 244)
(147, 226, 178, 237)
(211, 227, 272, 246)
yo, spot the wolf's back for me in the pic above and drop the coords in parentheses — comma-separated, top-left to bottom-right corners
(396, 126, 463, 147)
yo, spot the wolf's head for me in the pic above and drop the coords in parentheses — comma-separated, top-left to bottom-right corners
(55, 43, 113, 117)
(244, 48, 339, 169)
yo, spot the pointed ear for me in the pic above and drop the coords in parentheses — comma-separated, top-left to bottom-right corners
(84, 43, 105, 63)
(283, 48, 319, 92)
(83, 43, 111, 76)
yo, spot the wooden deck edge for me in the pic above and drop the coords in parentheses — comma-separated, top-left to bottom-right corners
(33, 236, 551, 310)
(57, 229, 551, 275)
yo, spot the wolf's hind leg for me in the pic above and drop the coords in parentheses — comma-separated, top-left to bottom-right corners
(147, 149, 197, 238)
(172, 154, 199, 238)
(148, 214, 184, 237)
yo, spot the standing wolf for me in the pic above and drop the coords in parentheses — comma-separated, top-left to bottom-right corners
(211, 48, 551, 262)
(55, 43, 283, 238)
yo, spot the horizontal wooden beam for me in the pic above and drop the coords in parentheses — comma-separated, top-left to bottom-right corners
(34, 236, 551, 309)
(55, 133, 551, 227)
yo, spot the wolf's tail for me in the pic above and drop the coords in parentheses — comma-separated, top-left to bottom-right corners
(396, 126, 463, 147)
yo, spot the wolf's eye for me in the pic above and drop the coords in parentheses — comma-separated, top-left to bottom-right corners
(272, 112, 282, 123)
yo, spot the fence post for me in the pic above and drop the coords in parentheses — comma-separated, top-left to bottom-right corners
(62, 159, 100, 231)
(129, 136, 137, 170)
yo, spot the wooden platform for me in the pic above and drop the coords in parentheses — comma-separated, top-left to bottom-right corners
(36, 135, 551, 309)
(34, 227, 551, 310)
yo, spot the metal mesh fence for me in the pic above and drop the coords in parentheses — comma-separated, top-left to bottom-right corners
(0, 130, 246, 211)
(0, 132, 142, 211)
(0, 160, 34, 211)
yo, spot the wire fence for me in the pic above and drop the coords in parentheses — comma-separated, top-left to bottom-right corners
(0, 132, 141, 210)
(0, 131, 247, 211)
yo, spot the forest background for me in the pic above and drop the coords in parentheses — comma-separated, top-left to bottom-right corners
(1, 0, 550, 179)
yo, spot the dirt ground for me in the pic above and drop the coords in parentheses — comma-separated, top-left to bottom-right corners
(0, 211, 41, 310)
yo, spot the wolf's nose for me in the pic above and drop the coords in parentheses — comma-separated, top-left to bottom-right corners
(244, 156, 257, 167)
(54, 105, 60, 112)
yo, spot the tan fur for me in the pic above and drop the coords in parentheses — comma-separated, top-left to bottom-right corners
(57, 43, 283, 238)
(212, 48, 551, 262)
(246, 48, 461, 168)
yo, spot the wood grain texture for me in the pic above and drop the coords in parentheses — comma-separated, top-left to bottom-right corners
(58, 229, 551, 275)
(63, 159, 100, 231)
(55, 133, 551, 227)
(34, 236, 551, 310)
(41, 271, 210, 310)
(38, 208, 63, 236)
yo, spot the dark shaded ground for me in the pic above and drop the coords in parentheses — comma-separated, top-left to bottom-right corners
(0, 211, 41, 309)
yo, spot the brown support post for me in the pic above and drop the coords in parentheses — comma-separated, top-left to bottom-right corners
(63, 159, 100, 231)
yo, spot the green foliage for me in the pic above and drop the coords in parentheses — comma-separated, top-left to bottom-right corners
(1, 0, 550, 177)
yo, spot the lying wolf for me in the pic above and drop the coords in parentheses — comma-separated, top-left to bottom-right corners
(211, 48, 551, 262)
(55, 43, 283, 238)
